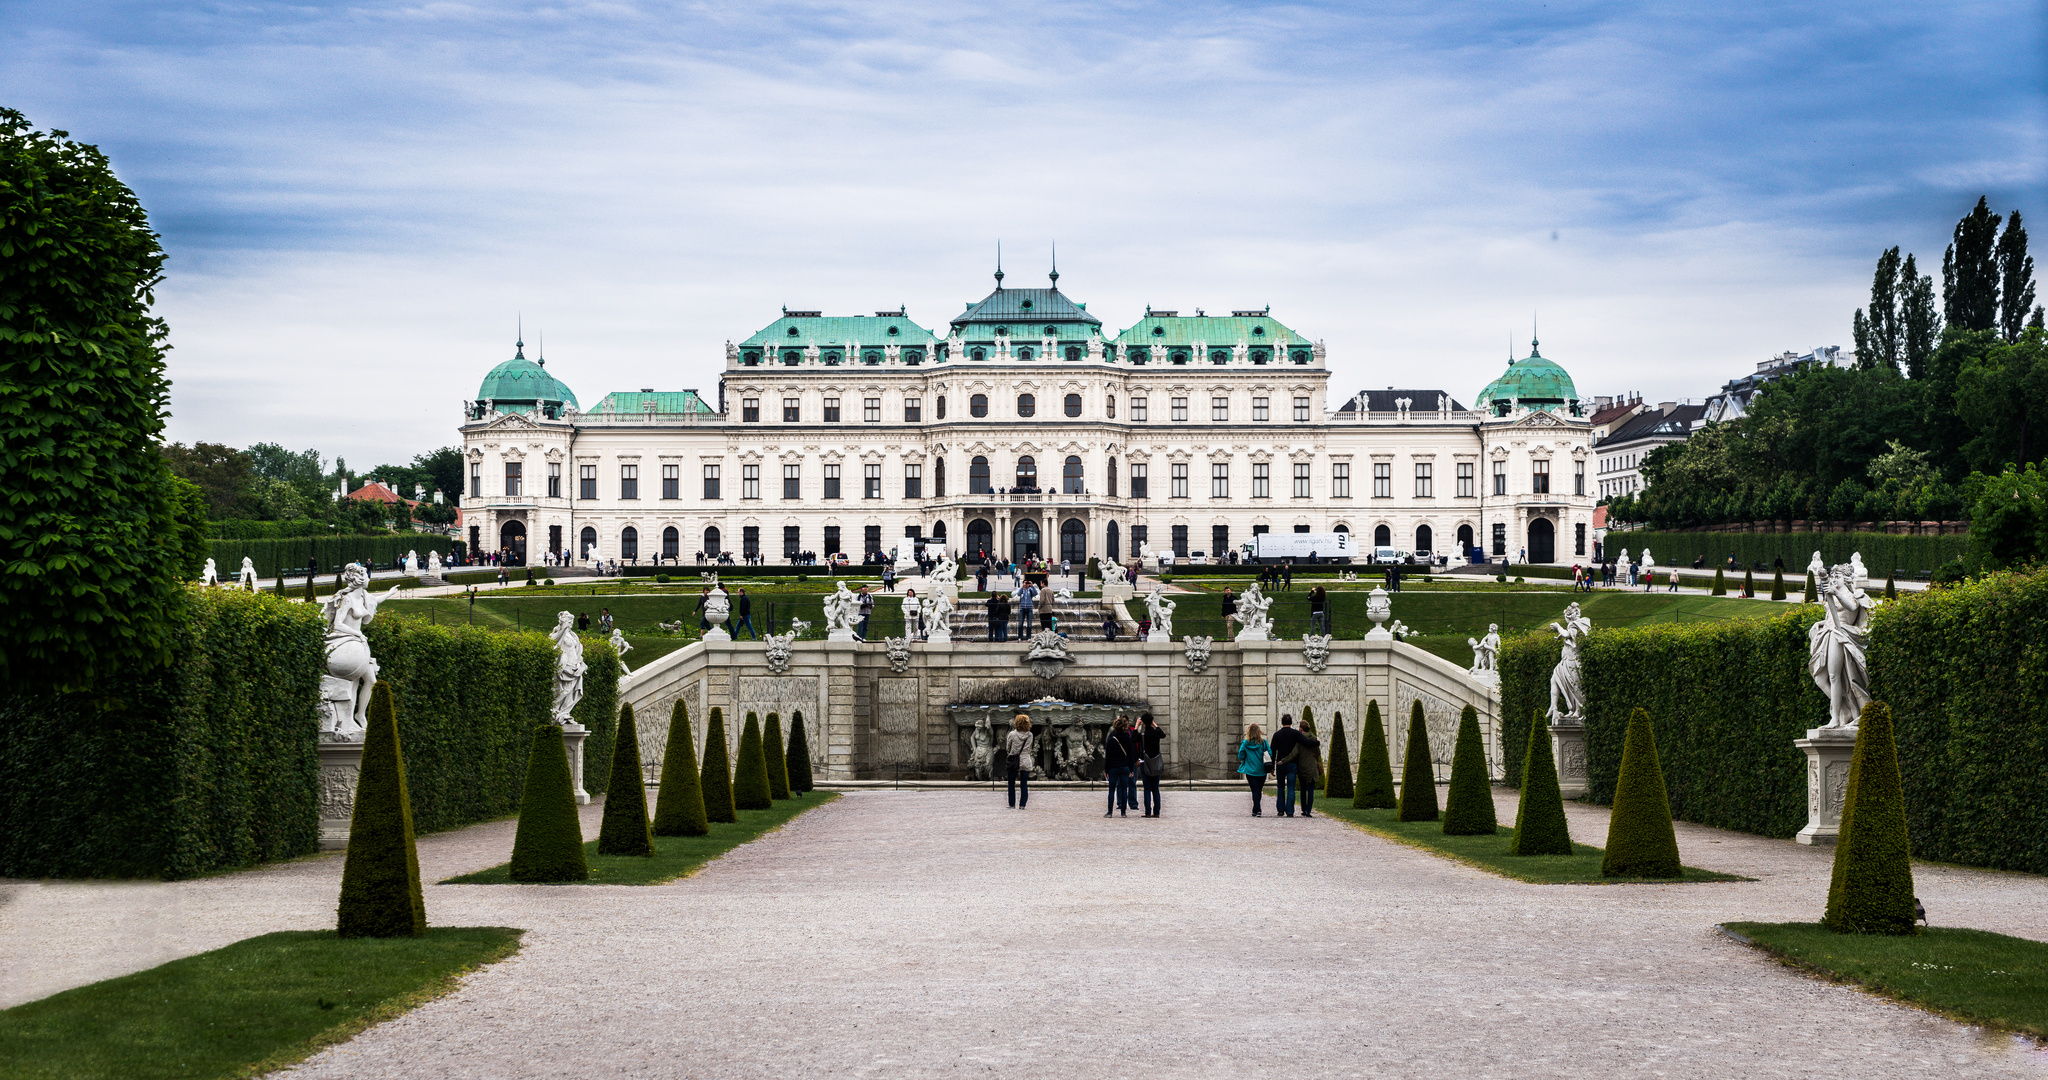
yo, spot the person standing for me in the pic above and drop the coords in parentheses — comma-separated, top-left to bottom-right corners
(1237, 724, 1271, 817)
(856, 586, 875, 641)
(1309, 585, 1328, 635)
(1138, 713, 1166, 817)
(1282, 561, 1293, 591)
(883, 564, 896, 593)
(599, 608, 614, 634)
(976, 562, 989, 592)
(1004, 715, 1035, 809)
(1668, 568, 1680, 593)
(1102, 610, 1119, 642)
(903, 589, 922, 642)
(1269, 714, 1303, 817)
(1018, 581, 1036, 639)
(1283, 719, 1323, 818)
(1061, 558, 1072, 586)
(987, 591, 1007, 642)
(1103, 716, 1139, 817)
(1220, 588, 1237, 638)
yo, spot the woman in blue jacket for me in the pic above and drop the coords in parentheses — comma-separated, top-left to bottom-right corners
(1237, 724, 1272, 817)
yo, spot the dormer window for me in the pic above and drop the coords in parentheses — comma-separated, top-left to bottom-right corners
(787, 326, 799, 336)
(887, 326, 900, 336)
(971, 347, 986, 361)
(1044, 325, 1057, 336)
(1152, 326, 1165, 336)
(1252, 326, 1265, 336)
(995, 326, 1008, 336)
(1020, 299, 1033, 310)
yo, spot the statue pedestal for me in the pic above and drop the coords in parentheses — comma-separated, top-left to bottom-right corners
(928, 627, 952, 644)
(1146, 630, 1168, 643)
(561, 722, 591, 805)
(1548, 722, 1589, 799)
(318, 739, 365, 850)
(1795, 728, 1857, 846)
(1234, 628, 1270, 643)
(1364, 627, 1393, 641)
(702, 626, 731, 642)
(1468, 670, 1499, 688)
(828, 628, 858, 642)
(1101, 582, 1133, 604)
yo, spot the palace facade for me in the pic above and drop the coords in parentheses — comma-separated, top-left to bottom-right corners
(458, 270, 1596, 567)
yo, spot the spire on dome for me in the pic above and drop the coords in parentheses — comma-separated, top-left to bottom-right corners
(994, 240, 1004, 289)
(1049, 241, 1059, 290)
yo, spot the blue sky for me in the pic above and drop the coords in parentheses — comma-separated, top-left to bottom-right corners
(4, 1, 2043, 467)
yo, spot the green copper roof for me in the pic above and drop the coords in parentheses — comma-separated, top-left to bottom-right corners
(952, 283, 1100, 331)
(1111, 313, 1310, 348)
(1474, 342, 1579, 412)
(740, 314, 938, 349)
(590, 390, 717, 415)
(476, 343, 578, 413)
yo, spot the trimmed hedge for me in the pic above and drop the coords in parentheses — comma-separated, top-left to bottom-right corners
(1396, 702, 1438, 822)
(786, 709, 815, 792)
(0, 588, 324, 879)
(596, 703, 654, 857)
(652, 700, 708, 836)
(336, 682, 426, 937)
(1508, 709, 1573, 856)
(733, 711, 773, 810)
(1605, 530, 1968, 576)
(363, 617, 618, 835)
(508, 724, 588, 883)
(1352, 700, 1396, 809)
(764, 711, 790, 800)
(1601, 708, 1681, 878)
(700, 708, 737, 823)
(207, 534, 454, 580)
(1324, 707, 1353, 800)
(1440, 704, 1495, 835)
(1826, 700, 1917, 934)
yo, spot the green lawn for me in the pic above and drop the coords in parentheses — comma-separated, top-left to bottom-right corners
(1320, 804, 1745, 884)
(1723, 923, 2048, 1038)
(385, 588, 910, 643)
(0, 928, 522, 1080)
(442, 791, 839, 886)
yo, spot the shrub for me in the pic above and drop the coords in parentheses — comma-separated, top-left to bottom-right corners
(205, 535, 455, 581)
(1601, 709, 1681, 878)
(699, 708, 737, 823)
(764, 710, 790, 799)
(786, 709, 815, 793)
(1615, 530, 1969, 577)
(1396, 701, 1438, 822)
(651, 700, 708, 836)
(733, 711, 773, 810)
(1825, 700, 1917, 934)
(1884, 572, 1897, 599)
(507, 724, 588, 883)
(1771, 568, 1786, 600)
(1352, 700, 1396, 809)
(595, 703, 654, 857)
(1711, 568, 1727, 595)
(0, 588, 323, 879)
(1440, 705, 1496, 835)
(336, 682, 425, 937)
(1742, 568, 1755, 597)
(1324, 708, 1354, 799)
(1509, 709, 1573, 856)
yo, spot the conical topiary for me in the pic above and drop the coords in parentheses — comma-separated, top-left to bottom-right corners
(1711, 568, 1727, 596)
(596, 702, 654, 856)
(1600, 708, 1681, 878)
(508, 724, 589, 883)
(1824, 700, 1917, 935)
(651, 699, 708, 836)
(1770, 568, 1786, 600)
(1324, 710, 1354, 799)
(1440, 704, 1496, 835)
(733, 711, 773, 810)
(764, 710, 791, 799)
(1742, 568, 1755, 597)
(337, 682, 425, 937)
(1396, 700, 1439, 822)
(786, 709, 814, 793)
(1508, 708, 1574, 855)
(1804, 570, 1819, 603)
(1884, 571, 1896, 599)
(1353, 700, 1396, 809)
(699, 707, 736, 823)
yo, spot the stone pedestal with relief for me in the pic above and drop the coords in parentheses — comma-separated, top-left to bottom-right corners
(1794, 728, 1857, 846)
(562, 723, 592, 805)
(318, 739, 365, 850)
(1548, 722, 1589, 800)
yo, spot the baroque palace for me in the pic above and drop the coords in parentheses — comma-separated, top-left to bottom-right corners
(458, 268, 1595, 568)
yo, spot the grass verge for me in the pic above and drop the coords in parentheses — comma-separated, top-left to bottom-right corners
(1723, 922, 2048, 1039)
(1321, 803, 1746, 884)
(442, 791, 839, 885)
(0, 927, 522, 1080)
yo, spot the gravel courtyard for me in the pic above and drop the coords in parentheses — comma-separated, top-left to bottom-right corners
(6, 788, 2047, 1078)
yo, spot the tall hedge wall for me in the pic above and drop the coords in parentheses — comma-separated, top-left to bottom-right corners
(1867, 567, 2048, 874)
(1604, 530, 1967, 575)
(0, 588, 325, 879)
(207, 534, 456, 580)
(364, 616, 618, 834)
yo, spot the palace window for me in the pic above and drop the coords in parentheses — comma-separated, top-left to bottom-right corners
(548, 462, 561, 498)
(1171, 397, 1188, 422)
(1492, 522, 1507, 556)
(934, 457, 947, 496)
(864, 525, 882, 556)
(742, 526, 760, 558)
(969, 456, 990, 494)
(1170, 463, 1188, 499)
(864, 464, 882, 499)
(1332, 462, 1350, 498)
(1415, 462, 1433, 498)
(504, 462, 522, 497)
(1106, 395, 1116, 418)
(1576, 522, 1587, 556)
(619, 464, 638, 500)
(823, 397, 841, 423)
(1130, 463, 1148, 499)
(1171, 525, 1189, 558)
(701, 464, 719, 499)
(662, 464, 679, 500)
(1065, 393, 1082, 417)
(1213, 525, 1229, 556)
(621, 527, 638, 560)
(971, 347, 986, 361)
(1295, 462, 1312, 498)
(1253, 462, 1270, 498)
(824, 464, 841, 500)
(905, 398, 922, 422)
(581, 464, 597, 500)
(824, 525, 841, 556)
(1017, 394, 1036, 418)
(742, 397, 759, 422)
(784, 526, 801, 560)
(1212, 349, 1229, 366)
(1457, 462, 1474, 498)
(1108, 457, 1119, 496)
(1493, 460, 1508, 496)
(1574, 459, 1585, 496)
(1065, 346, 1082, 361)
(1130, 396, 1147, 421)
(971, 394, 989, 417)
(1131, 524, 1148, 551)
(1063, 456, 1084, 494)
(1211, 463, 1229, 498)
(904, 464, 923, 499)
(1212, 396, 1229, 421)
(864, 397, 880, 423)
(1015, 456, 1037, 488)
(470, 462, 481, 497)
(1372, 462, 1392, 498)
(1293, 396, 1311, 421)
(783, 464, 800, 500)
(1253, 396, 1269, 421)
(1533, 459, 1551, 494)
(936, 395, 947, 419)
(783, 397, 800, 422)
(741, 464, 759, 500)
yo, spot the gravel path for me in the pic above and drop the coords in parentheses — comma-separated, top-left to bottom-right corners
(6, 790, 2046, 1077)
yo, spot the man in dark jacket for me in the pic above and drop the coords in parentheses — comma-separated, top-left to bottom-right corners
(1103, 717, 1141, 817)
(1269, 715, 1303, 817)
(734, 588, 754, 639)
(1138, 713, 1167, 817)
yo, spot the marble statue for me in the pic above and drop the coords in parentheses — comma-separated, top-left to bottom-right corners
(1850, 552, 1868, 588)
(1301, 633, 1332, 673)
(1641, 548, 1656, 575)
(823, 581, 861, 641)
(404, 550, 419, 575)
(319, 562, 404, 740)
(1100, 561, 1126, 586)
(1145, 587, 1176, 641)
(886, 637, 912, 673)
(608, 628, 634, 676)
(1234, 582, 1274, 641)
(1184, 635, 1213, 673)
(550, 611, 586, 725)
(969, 715, 996, 781)
(763, 631, 795, 673)
(1807, 550, 1825, 582)
(922, 590, 954, 643)
(1389, 619, 1411, 640)
(1546, 602, 1592, 724)
(1364, 586, 1392, 639)
(1053, 588, 1075, 604)
(788, 617, 812, 639)
(702, 585, 731, 640)
(1808, 562, 1875, 730)
(427, 550, 443, 575)
(932, 550, 958, 585)
(238, 556, 258, 591)
(1618, 548, 1630, 569)
(1467, 623, 1501, 685)
(201, 558, 219, 587)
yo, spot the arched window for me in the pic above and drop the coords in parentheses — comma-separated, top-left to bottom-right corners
(1016, 394, 1035, 417)
(1063, 456, 1084, 494)
(967, 518, 994, 558)
(1373, 524, 1391, 547)
(1064, 393, 1082, 417)
(863, 350, 881, 365)
(1060, 518, 1086, 563)
(936, 395, 946, 418)
(1065, 346, 1082, 361)
(1251, 350, 1268, 365)
(621, 526, 639, 561)
(1415, 524, 1433, 554)
(1015, 456, 1037, 489)
(970, 456, 991, 494)
(1171, 351, 1188, 365)
(1456, 523, 1474, 552)
(1108, 456, 1119, 496)
(933, 457, 946, 497)
(662, 526, 679, 561)
(970, 347, 986, 361)
(970, 394, 988, 417)
(782, 350, 801, 365)
(1211, 349, 1229, 364)
(580, 526, 597, 558)
(704, 526, 721, 556)
(931, 521, 947, 541)
(1017, 347, 1033, 361)
(742, 351, 760, 366)
(1333, 523, 1350, 533)
(1106, 520, 1121, 562)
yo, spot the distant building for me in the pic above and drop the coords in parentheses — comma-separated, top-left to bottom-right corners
(1594, 402, 1708, 499)
(347, 481, 462, 533)
(1586, 394, 1646, 440)
(1701, 346, 1847, 424)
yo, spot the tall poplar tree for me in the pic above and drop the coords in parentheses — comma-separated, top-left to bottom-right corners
(1996, 210, 2039, 343)
(1899, 254, 1942, 380)
(1853, 246, 1902, 370)
(1944, 197, 2003, 333)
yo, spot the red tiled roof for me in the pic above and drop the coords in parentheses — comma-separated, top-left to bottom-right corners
(348, 482, 402, 503)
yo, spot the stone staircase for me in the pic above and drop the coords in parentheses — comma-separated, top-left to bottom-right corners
(948, 596, 1130, 642)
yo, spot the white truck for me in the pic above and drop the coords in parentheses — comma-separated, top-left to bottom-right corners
(1244, 531, 1356, 564)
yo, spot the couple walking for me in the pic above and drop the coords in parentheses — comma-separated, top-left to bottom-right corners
(1102, 714, 1165, 817)
(1235, 714, 1322, 818)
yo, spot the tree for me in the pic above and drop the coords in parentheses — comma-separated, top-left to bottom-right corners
(764, 711, 790, 799)
(1956, 329, 2048, 471)
(1966, 462, 2048, 569)
(1996, 210, 2038, 344)
(412, 446, 466, 504)
(699, 708, 737, 823)
(1600, 709, 1682, 878)
(1900, 254, 1942, 379)
(1, 110, 190, 690)
(508, 724, 589, 883)
(1323, 709, 1353, 799)
(1770, 567, 1786, 600)
(1440, 705, 1496, 835)
(336, 683, 426, 937)
(785, 710, 815, 793)
(1396, 701, 1438, 822)
(1853, 246, 1902, 370)
(1825, 701, 1918, 935)
(1352, 700, 1397, 809)
(1804, 570, 1819, 603)
(596, 702, 654, 856)
(652, 700, 709, 835)
(160, 442, 253, 518)
(1944, 197, 2003, 334)
(1508, 710, 1574, 856)
(733, 711, 773, 810)
(1711, 568, 1726, 595)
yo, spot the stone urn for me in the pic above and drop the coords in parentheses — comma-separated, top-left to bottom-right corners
(703, 586, 732, 641)
(1364, 586, 1393, 639)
